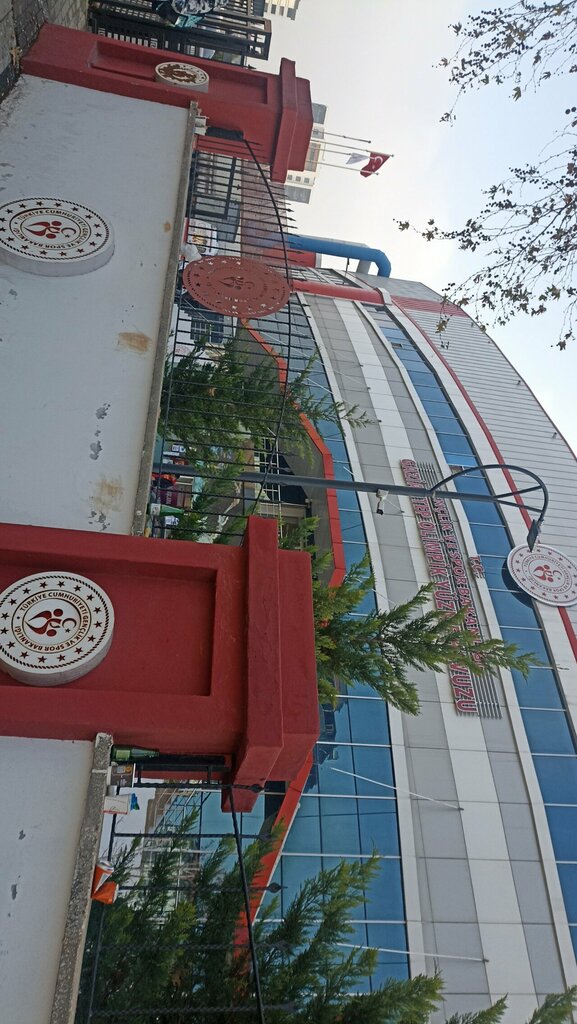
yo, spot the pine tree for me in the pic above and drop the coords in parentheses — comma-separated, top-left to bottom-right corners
(77, 816, 577, 1024)
(159, 335, 369, 472)
(312, 555, 537, 712)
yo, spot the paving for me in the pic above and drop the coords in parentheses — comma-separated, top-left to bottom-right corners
(1, 0, 87, 100)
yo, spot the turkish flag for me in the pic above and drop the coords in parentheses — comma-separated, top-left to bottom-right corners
(360, 152, 391, 178)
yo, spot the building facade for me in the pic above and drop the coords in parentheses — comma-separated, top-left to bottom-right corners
(149, 257, 577, 1018)
(285, 102, 327, 204)
(263, 0, 301, 19)
(268, 268, 577, 1019)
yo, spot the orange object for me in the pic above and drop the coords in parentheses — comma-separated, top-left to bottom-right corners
(92, 880, 118, 904)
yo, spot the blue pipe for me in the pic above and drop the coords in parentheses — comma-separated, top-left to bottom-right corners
(287, 234, 391, 278)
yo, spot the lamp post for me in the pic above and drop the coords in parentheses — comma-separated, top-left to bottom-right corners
(157, 461, 548, 551)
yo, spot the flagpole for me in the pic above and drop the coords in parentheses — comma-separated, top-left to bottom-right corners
(321, 149, 370, 159)
(317, 139, 372, 153)
(316, 160, 380, 172)
(324, 131, 372, 144)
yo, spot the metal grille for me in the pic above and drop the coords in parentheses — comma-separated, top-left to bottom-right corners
(75, 770, 280, 1024)
(416, 461, 502, 719)
(88, 0, 271, 61)
(149, 139, 322, 546)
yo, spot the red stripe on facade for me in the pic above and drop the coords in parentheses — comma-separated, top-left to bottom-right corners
(241, 322, 346, 901)
(392, 301, 577, 669)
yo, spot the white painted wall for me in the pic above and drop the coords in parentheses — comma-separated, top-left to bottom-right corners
(0, 75, 189, 1023)
(0, 736, 94, 1024)
(0, 75, 189, 534)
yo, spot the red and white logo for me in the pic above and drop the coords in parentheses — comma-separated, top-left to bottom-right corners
(155, 62, 210, 91)
(507, 544, 577, 606)
(0, 198, 114, 276)
(0, 572, 114, 685)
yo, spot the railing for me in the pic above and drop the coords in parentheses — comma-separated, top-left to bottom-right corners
(75, 771, 278, 1024)
(88, 0, 271, 62)
(148, 137, 319, 546)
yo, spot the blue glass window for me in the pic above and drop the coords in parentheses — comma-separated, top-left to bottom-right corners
(315, 744, 356, 794)
(283, 803, 321, 853)
(348, 698, 390, 745)
(413, 383, 446, 402)
(444, 454, 479, 468)
(512, 668, 563, 710)
(367, 924, 409, 982)
(489, 588, 540, 629)
(500, 627, 549, 664)
(348, 679, 384, 699)
(320, 797, 361, 854)
(521, 710, 576, 755)
(352, 746, 395, 795)
(420, 398, 459, 419)
(351, 591, 378, 615)
(344, 542, 370, 570)
(398, 355, 426, 371)
(358, 799, 400, 856)
(336, 488, 362, 511)
(341, 923, 371, 993)
(338, 512, 366, 543)
(327, 438, 349, 463)
(460, 499, 505, 526)
(428, 414, 467, 435)
(405, 370, 437, 387)
(533, 756, 577, 804)
(454, 473, 491, 495)
(546, 807, 577, 860)
(436, 433, 475, 457)
(571, 927, 577, 957)
(333, 461, 355, 481)
(468, 523, 513, 556)
(480, 555, 515, 589)
(362, 858, 405, 921)
(319, 702, 352, 743)
(281, 854, 321, 896)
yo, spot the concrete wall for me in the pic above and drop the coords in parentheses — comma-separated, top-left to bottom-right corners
(0, 75, 189, 1022)
(0, 75, 189, 534)
(0, 736, 94, 1024)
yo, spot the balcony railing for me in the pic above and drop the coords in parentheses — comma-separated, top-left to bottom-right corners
(88, 0, 271, 62)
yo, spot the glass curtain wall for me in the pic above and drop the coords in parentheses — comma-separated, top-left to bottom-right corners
(249, 297, 410, 988)
(372, 308, 577, 960)
(148, 298, 410, 990)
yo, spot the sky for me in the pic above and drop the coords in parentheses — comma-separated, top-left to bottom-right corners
(255, 0, 577, 453)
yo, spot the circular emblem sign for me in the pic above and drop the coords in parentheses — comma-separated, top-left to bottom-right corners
(507, 544, 577, 607)
(183, 256, 290, 318)
(155, 62, 209, 91)
(0, 573, 114, 686)
(0, 198, 114, 276)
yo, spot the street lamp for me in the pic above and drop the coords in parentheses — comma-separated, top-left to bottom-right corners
(157, 460, 549, 552)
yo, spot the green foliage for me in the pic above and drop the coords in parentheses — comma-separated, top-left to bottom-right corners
(398, 0, 577, 348)
(446, 988, 577, 1024)
(78, 813, 577, 1024)
(527, 989, 577, 1024)
(160, 336, 370, 471)
(446, 999, 508, 1024)
(164, 457, 247, 543)
(158, 335, 370, 541)
(312, 555, 537, 712)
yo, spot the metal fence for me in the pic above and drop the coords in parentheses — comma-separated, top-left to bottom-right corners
(148, 136, 326, 548)
(75, 769, 283, 1024)
(88, 0, 271, 62)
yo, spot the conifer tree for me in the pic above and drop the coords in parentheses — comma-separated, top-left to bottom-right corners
(312, 555, 537, 711)
(77, 814, 577, 1024)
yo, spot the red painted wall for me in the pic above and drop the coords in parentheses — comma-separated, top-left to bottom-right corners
(23, 26, 313, 182)
(0, 518, 319, 808)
